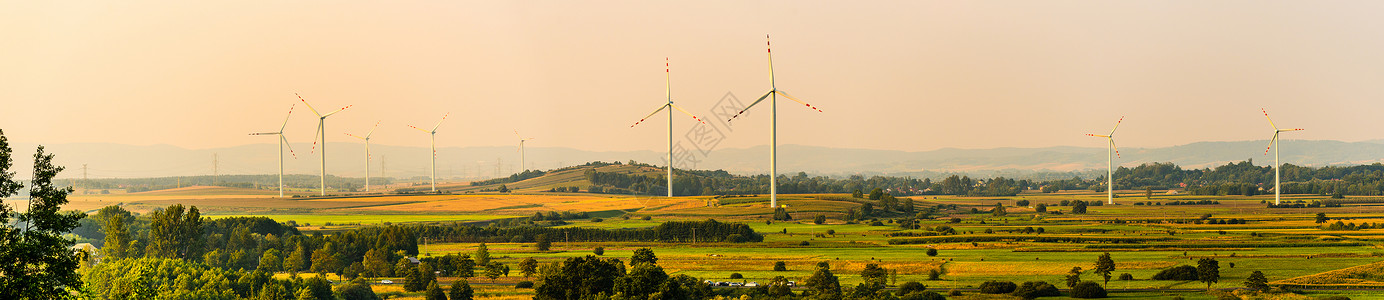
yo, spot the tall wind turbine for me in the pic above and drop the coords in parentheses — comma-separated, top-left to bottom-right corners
(298, 93, 352, 196)
(514, 130, 534, 172)
(727, 35, 824, 209)
(1263, 108, 1304, 205)
(345, 121, 381, 192)
(409, 113, 448, 192)
(630, 58, 707, 198)
(1085, 117, 1123, 205)
(249, 103, 298, 197)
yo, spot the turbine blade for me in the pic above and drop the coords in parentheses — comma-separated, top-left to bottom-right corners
(322, 105, 352, 118)
(1085, 134, 1109, 138)
(1262, 108, 1278, 130)
(345, 133, 366, 140)
(431, 113, 449, 131)
(668, 103, 707, 124)
(728, 91, 774, 122)
(631, 104, 670, 127)
(249, 132, 281, 136)
(1280, 128, 1305, 132)
(1108, 116, 1124, 135)
(774, 90, 823, 112)
(296, 93, 322, 117)
(1265, 132, 1278, 155)
(282, 135, 297, 159)
(279, 103, 296, 132)
(408, 124, 432, 134)
(366, 120, 381, 137)
(310, 122, 322, 154)
(1110, 138, 1120, 158)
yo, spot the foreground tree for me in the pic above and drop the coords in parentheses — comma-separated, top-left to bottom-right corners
(1244, 270, 1269, 292)
(424, 281, 447, 300)
(534, 256, 625, 300)
(0, 143, 85, 299)
(1095, 252, 1116, 287)
(450, 278, 474, 300)
(1065, 267, 1083, 288)
(1197, 258, 1220, 290)
(520, 257, 539, 277)
(804, 261, 843, 299)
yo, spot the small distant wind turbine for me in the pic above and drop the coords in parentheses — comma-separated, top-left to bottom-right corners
(409, 113, 448, 192)
(345, 121, 381, 192)
(515, 130, 534, 172)
(299, 93, 352, 196)
(1263, 108, 1304, 205)
(631, 58, 706, 198)
(727, 35, 824, 209)
(249, 103, 298, 197)
(1086, 117, 1123, 205)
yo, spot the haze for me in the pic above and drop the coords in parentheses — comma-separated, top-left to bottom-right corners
(4, 1, 1384, 154)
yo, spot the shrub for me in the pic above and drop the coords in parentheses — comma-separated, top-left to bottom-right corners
(898, 281, 927, 295)
(773, 261, 787, 271)
(593, 247, 604, 256)
(926, 248, 938, 256)
(928, 269, 941, 280)
(979, 281, 1017, 294)
(515, 281, 534, 288)
(1070, 281, 1106, 298)
(949, 289, 962, 296)
(1011, 281, 1061, 299)
(1118, 273, 1133, 281)
(641, 216, 652, 221)
(1152, 265, 1198, 280)
(799, 241, 810, 246)
(729, 273, 744, 279)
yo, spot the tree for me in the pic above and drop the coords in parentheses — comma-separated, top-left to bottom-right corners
(773, 206, 793, 221)
(454, 254, 476, 278)
(485, 262, 505, 282)
(534, 256, 625, 300)
(898, 281, 927, 295)
(1197, 258, 1220, 290)
(926, 248, 938, 256)
(258, 249, 283, 272)
(1244, 270, 1269, 292)
(98, 205, 133, 259)
(1145, 187, 1153, 199)
(303, 276, 335, 300)
(363, 249, 392, 278)
(425, 281, 447, 300)
(1011, 281, 1060, 299)
(519, 257, 539, 277)
(991, 203, 1007, 216)
(814, 214, 827, 225)
(535, 234, 552, 251)
(310, 242, 340, 276)
(1065, 267, 1083, 288)
(473, 243, 492, 265)
(614, 262, 668, 298)
(498, 184, 510, 193)
(1070, 281, 1106, 298)
(146, 203, 204, 259)
(631, 248, 658, 265)
(869, 188, 884, 200)
(1035, 203, 1047, 212)
(852, 189, 864, 198)
(979, 281, 1017, 294)
(1072, 201, 1088, 214)
(450, 278, 474, 300)
(593, 246, 604, 255)
(337, 279, 381, 300)
(1316, 212, 1329, 224)
(773, 261, 788, 271)
(1095, 252, 1116, 287)
(0, 144, 84, 299)
(419, 262, 437, 288)
(804, 262, 842, 298)
(283, 242, 309, 274)
(860, 263, 888, 288)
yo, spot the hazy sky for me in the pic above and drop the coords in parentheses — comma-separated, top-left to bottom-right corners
(4, 1, 1384, 153)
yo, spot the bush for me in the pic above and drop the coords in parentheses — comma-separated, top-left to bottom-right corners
(928, 269, 941, 280)
(773, 261, 787, 271)
(899, 281, 927, 295)
(979, 281, 1017, 294)
(1011, 281, 1061, 299)
(799, 241, 810, 246)
(949, 289, 962, 296)
(515, 281, 534, 288)
(1118, 273, 1133, 281)
(593, 247, 604, 256)
(729, 273, 744, 279)
(1152, 265, 1198, 280)
(1070, 281, 1106, 298)
(641, 216, 652, 221)
(926, 248, 938, 256)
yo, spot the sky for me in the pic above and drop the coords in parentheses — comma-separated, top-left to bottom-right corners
(4, 1, 1384, 154)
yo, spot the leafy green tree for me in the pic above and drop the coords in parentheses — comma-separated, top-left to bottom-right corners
(1070, 281, 1106, 298)
(309, 242, 339, 276)
(474, 243, 492, 265)
(535, 234, 552, 251)
(804, 261, 842, 298)
(1197, 258, 1220, 290)
(453, 255, 475, 278)
(520, 257, 539, 277)
(449, 278, 474, 300)
(1244, 270, 1269, 292)
(631, 248, 658, 265)
(424, 281, 447, 300)
(419, 262, 437, 287)
(363, 249, 392, 278)
(146, 203, 203, 259)
(991, 203, 1007, 216)
(814, 214, 827, 225)
(1316, 212, 1329, 224)
(97, 205, 133, 259)
(485, 262, 505, 282)
(404, 265, 424, 292)
(534, 256, 625, 300)
(1072, 201, 1088, 214)
(259, 249, 283, 272)
(1145, 187, 1153, 199)
(1095, 252, 1116, 287)
(336, 279, 380, 300)
(860, 263, 888, 288)
(283, 242, 309, 273)
(302, 276, 334, 300)
(614, 262, 668, 298)
(1065, 267, 1083, 288)
(0, 144, 84, 299)
(926, 248, 938, 256)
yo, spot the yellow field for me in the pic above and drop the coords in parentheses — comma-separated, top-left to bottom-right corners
(346, 194, 645, 213)
(1275, 260, 1384, 285)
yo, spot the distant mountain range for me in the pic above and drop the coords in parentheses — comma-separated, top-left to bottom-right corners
(8, 140, 1384, 180)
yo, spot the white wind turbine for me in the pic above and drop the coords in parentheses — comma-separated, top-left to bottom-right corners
(298, 93, 352, 196)
(1263, 108, 1304, 205)
(630, 58, 706, 198)
(515, 130, 534, 172)
(409, 113, 449, 192)
(727, 35, 824, 209)
(248, 103, 298, 197)
(1086, 117, 1123, 205)
(345, 121, 381, 192)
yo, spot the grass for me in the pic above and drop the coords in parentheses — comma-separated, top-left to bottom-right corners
(205, 214, 518, 225)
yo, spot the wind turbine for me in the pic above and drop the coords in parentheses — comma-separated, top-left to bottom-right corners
(345, 121, 381, 192)
(514, 130, 534, 172)
(1263, 108, 1304, 205)
(298, 93, 352, 196)
(1085, 117, 1123, 205)
(248, 103, 297, 197)
(409, 113, 449, 192)
(727, 35, 824, 209)
(630, 58, 707, 198)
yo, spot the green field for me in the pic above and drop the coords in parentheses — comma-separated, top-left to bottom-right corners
(206, 214, 518, 225)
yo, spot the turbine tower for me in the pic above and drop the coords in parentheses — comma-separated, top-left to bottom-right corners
(409, 113, 449, 192)
(630, 58, 707, 198)
(346, 121, 381, 192)
(1085, 117, 1123, 205)
(248, 103, 297, 197)
(1263, 108, 1304, 205)
(515, 130, 534, 172)
(299, 93, 352, 196)
(727, 35, 824, 209)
